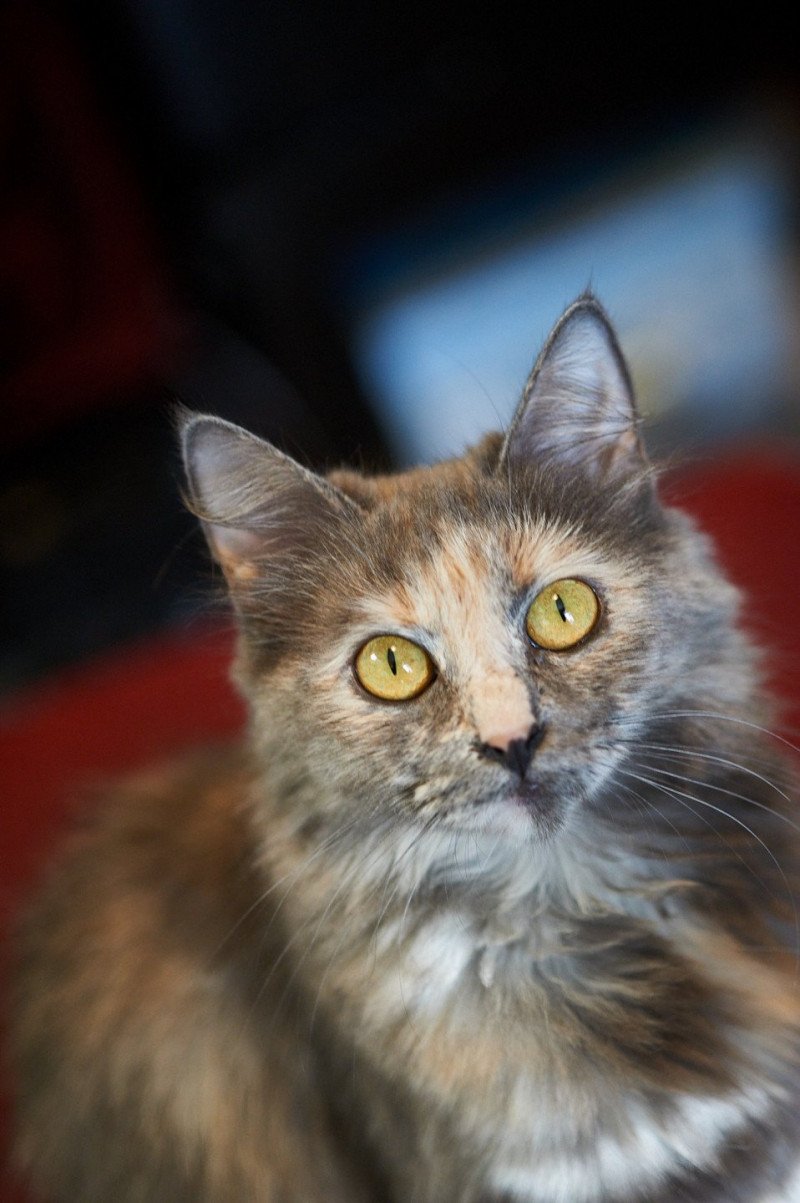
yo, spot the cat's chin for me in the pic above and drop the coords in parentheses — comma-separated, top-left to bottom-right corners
(466, 782, 566, 842)
(507, 783, 565, 836)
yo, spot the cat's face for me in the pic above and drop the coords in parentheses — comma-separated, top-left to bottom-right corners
(182, 297, 746, 850)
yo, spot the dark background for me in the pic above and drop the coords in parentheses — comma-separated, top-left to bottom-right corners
(2, 1, 799, 694)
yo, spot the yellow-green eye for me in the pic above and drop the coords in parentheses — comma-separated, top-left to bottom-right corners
(525, 578, 600, 650)
(355, 635, 435, 701)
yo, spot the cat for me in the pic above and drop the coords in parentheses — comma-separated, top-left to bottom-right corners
(10, 294, 800, 1202)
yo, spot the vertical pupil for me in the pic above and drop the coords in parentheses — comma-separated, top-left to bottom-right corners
(387, 647, 398, 675)
(555, 595, 567, 622)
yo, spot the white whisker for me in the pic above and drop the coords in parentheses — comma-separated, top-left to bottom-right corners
(618, 765, 800, 964)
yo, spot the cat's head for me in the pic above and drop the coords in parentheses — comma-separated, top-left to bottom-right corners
(181, 296, 751, 851)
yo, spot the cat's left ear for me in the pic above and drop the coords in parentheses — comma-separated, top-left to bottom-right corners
(179, 410, 360, 590)
(499, 294, 651, 491)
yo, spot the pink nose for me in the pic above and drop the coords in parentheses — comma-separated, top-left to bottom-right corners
(478, 722, 544, 778)
(482, 723, 537, 754)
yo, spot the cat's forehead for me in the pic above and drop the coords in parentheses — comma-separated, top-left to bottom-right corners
(352, 483, 633, 632)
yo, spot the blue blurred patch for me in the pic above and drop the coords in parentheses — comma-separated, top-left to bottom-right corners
(346, 126, 794, 464)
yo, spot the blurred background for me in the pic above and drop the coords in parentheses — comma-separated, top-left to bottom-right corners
(2, 0, 800, 694)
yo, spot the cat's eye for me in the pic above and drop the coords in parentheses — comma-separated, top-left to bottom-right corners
(355, 635, 435, 701)
(525, 578, 600, 650)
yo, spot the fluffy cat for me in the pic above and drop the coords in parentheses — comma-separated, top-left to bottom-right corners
(11, 295, 800, 1202)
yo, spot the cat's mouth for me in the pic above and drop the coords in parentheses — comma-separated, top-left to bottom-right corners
(469, 775, 566, 840)
(504, 780, 542, 812)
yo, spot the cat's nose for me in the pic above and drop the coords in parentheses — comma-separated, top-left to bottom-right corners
(478, 723, 545, 778)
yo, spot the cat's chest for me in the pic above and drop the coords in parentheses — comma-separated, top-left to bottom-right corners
(375, 906, 573, 1021)
(363, 912, 784, 1203)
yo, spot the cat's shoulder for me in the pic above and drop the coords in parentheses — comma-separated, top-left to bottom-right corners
(14, 744, 260, 977)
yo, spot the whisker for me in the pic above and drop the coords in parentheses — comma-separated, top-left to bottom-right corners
(619, 766, 798, 947)
(606, 769, 695, 858)
(632, 761, 800, 836)
(625, 762, 800, 980)
(625, 744, 794, 805)
(603, 730, 789, 775)
(646, 710, 800, 754)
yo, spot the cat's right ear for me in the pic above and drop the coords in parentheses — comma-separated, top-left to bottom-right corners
(498, 295, 653, 497)
(180, 411, 359, 591)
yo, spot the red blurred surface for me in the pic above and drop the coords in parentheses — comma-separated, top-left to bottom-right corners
(2, 446, 800, 1201)
(1, 622, 244, 1202)
(662, 446, 800, 736)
